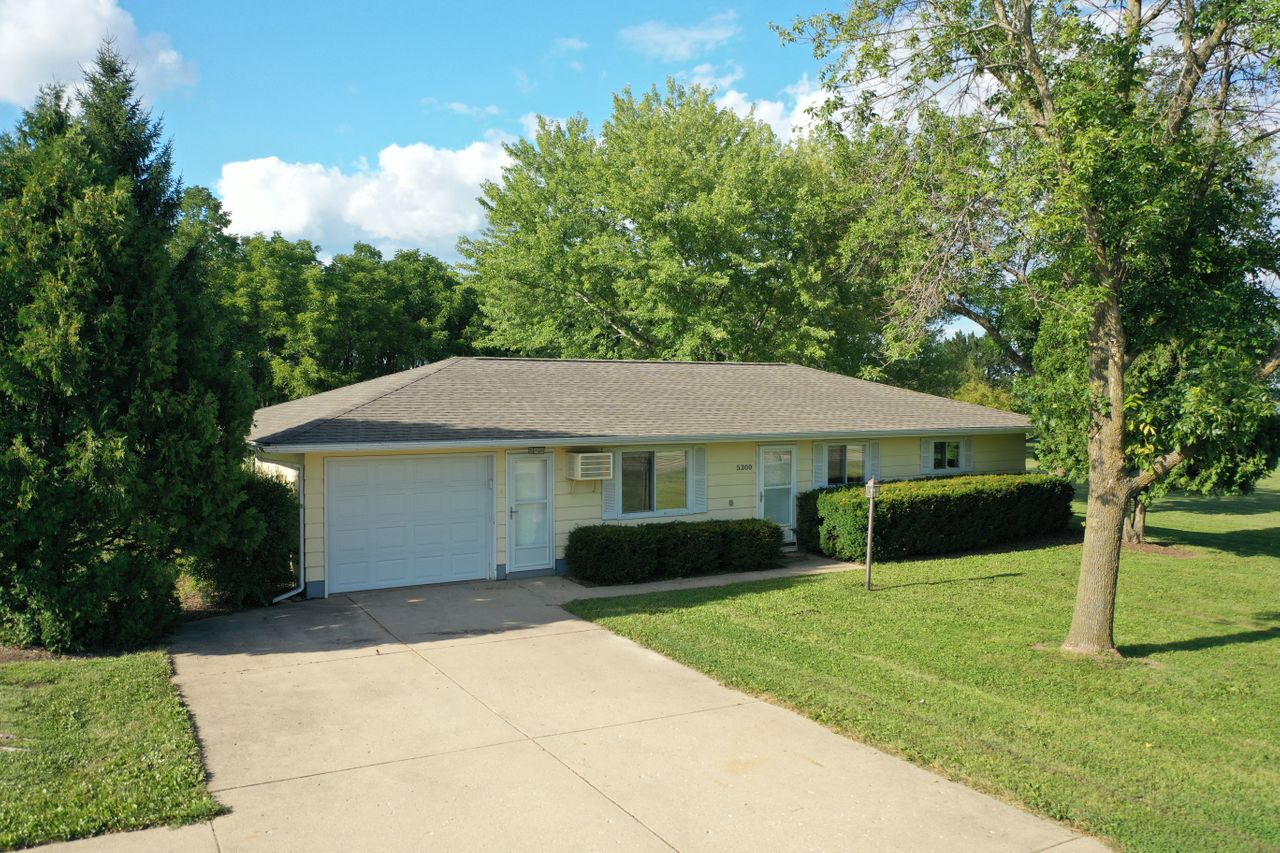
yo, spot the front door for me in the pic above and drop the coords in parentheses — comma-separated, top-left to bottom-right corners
(758, 445, 796, 544)
(507, 453, 554, 572)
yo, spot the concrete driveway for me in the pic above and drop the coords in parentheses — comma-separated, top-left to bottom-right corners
(54, 574, 1107, 852)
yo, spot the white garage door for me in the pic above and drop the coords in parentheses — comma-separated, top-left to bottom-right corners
(326, 455, 493, 594)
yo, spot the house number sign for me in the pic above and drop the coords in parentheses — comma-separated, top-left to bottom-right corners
(736, 463, 753, 471)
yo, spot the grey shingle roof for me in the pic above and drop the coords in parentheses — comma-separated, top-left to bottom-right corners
(249, 357, 1030, 448)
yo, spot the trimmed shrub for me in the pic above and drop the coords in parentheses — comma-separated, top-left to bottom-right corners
(799, 473, 1074, 562)
(566, 518, 783, 584)
(561, 525, 661, 585)
(186, 471, 300, 608)
(719, 518, 787, 572)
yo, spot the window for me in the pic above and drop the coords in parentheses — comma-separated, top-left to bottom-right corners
(826, 444, 866, 486)
(932, 440, 961, 471)
(620, 450, 688, 514)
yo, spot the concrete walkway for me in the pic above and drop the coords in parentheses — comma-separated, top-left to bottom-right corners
(52, 564, 1108, 852)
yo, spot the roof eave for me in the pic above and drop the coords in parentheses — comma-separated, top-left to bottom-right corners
(249, 424, 1033, 454)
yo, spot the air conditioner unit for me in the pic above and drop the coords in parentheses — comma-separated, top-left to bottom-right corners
(568, 452, 613, 480)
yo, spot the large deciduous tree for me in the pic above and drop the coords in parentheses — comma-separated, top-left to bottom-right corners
(461, 82, 879, 370)
(788, 0, 1280, 653)
(0, 48, 254, 651)
(176, 194, 481, 408)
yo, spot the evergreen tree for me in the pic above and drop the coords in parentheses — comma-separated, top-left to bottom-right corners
(0, 47, 254, 651)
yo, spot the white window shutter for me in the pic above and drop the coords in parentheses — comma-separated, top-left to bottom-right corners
(962, 438, 974, 472)
(868, 441, 880, 480)
(601, 451, 620, 519)
(812, 444, 827, 488)
(691, 446, 708, 512)
(921, 439, 933, 475)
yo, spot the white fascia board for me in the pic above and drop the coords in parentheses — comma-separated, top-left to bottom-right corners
(250, 425, 1032, 455)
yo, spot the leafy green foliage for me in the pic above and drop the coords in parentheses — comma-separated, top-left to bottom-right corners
(567, 476, 1280, 851)
(0, 651, 222, 847)
(187, 208, 481, 407)
(461, 82, 879, 370)
(185, 471, 299, 608)
(565, 518, 782, 584)
(882, 332, 1021, 410)
(0, 48, 254, 652)
(797, 474, 1073, 561)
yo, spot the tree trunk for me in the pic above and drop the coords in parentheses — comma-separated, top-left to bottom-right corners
(1123, 499, 1147, 544)
(1064, 478, 1129, 654)
(1063, 295, 1130, 655)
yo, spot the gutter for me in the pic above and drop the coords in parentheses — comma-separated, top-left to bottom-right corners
(253, 453, 306, 604)
(251, 425, 1034, 455)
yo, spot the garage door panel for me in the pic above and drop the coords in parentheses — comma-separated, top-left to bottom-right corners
(371, 461, 407, 488)
(371, 524, 408, 551)
(455, 489, 487, 514)
(326, 455, 494, 594)
(451, 520, 483, 545)
(414, 522, 449, 547)
(329, 492, 370, 521)
(413, 491, 450, 515)
(330, 528, 369, 555)
(371, 492, 411, 518)
(449, 457, 488, 480)
(328, 461, 369, 492)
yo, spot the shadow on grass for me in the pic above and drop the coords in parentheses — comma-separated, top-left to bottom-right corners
(875, 572, 1024, 590)
(1145, 525, 1280, 559)
(1150, 492, 1279, 517)
(1120, 625, 1280, 658)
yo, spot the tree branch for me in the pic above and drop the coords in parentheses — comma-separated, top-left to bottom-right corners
(569, 288, 653, 353)
(945, 296, 1036, 374)
(1168, 16, 1231, 136)
(1259, 339, 1280, 381)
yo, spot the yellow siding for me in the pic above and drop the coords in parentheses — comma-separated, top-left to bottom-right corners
(298, 433, 1025, 587)
(253, 454, 302, 485)
(972, 432, 1027, 472)
(553, 449, 605, 557)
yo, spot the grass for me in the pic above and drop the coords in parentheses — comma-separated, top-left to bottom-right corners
(566, 474, 1280, 852)
(0, 651, 221, 849)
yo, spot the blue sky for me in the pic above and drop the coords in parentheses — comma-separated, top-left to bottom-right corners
(1, 1, 832, 260)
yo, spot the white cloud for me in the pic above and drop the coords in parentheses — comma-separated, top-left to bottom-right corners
(421, 97, 501, 118)
(0, 0, 195, 106)
(683, 61, 744, 91)
(514, 69, 535, 94)
(216, 140, 510, 260)
(620, 12, 740, 62)
(717, 75, 827, 142)
(553, 37, 588, 53)
(447, 101, 500, 117)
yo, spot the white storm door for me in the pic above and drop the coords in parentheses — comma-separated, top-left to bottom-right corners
(508, 454, 554, 572)
(758, 445, 797, 543)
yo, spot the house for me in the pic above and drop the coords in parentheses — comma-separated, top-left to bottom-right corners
(249, 357, 1032, 597)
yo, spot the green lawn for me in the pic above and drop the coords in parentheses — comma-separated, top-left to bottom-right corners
(567, 475, 1280, 852)
(0, 651, 221, 849)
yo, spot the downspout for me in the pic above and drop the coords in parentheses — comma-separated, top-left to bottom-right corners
(253, 451, 306, 603)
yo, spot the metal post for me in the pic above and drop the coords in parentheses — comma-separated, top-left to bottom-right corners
(864, 478, 878, 590)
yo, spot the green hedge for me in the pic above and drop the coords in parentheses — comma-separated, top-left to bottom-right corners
(565, 518, 783, 584)
(186, 471, 299, 608)
(798, 473, 1074, 562)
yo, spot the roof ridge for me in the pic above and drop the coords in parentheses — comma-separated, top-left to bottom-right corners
(275, 358, 461, 443)
(467, 356, 791, 366)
